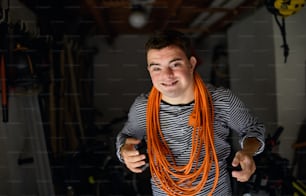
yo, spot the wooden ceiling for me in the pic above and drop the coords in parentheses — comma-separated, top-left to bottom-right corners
(20, 0, 264, 43)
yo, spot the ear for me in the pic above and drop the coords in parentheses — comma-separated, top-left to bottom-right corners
(189, 56, 197, 71)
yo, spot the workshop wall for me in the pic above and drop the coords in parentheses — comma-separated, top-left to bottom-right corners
(228, 6, 306, 164)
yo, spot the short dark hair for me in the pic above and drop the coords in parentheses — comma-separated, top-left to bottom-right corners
(145, 30, 192, 58)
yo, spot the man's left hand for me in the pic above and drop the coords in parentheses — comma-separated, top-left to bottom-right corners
(231, 150, 256, 182)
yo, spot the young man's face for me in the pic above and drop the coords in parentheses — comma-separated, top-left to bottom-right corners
(147, 45, 197, 104)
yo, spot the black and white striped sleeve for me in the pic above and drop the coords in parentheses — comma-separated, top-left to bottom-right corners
(226, 89, 265, 155)
(115, 94, 147, 162)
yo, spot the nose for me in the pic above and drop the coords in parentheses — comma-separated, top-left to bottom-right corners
(162, 67, 174, 78)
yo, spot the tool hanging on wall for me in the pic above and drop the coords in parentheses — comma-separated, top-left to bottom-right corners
(0, 7, 9, 123)
(265, 0, 305, 63)
(65, 39, 85, 143)
(0, 54, 8, 122)
(8, 43, 37, 88)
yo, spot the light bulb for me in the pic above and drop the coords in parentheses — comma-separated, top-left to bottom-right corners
(129, 10, 147, 29)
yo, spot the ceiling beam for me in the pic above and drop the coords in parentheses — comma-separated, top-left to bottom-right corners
(199, 0, 263, 38)
(176, 27, 210, 33)
(160, 0, 183, 30)
(98, 0, 130, 8)
(81, 0, 118, 44)
(188, 7, 234, 13)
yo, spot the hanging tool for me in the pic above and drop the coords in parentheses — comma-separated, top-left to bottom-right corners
(66, 39, 85, 142)
(0, 6, 9, 122)
(49, 48, 58, 157)
(265, 0, 305, 63)
(0, 54, 8, 122)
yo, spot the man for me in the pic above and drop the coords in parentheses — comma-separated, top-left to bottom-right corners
(116, 30, 265, 195)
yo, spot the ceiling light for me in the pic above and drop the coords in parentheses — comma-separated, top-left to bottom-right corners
(129, 9, 148, 29)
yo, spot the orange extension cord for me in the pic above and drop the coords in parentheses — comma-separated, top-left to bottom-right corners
(146, 72, 219, 196)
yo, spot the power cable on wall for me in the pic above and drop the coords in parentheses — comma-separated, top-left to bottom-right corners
(273, 14, 289, 63)
(265, 0, 305, 63)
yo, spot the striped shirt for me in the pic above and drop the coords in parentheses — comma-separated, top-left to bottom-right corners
(116, 84, 265, 195)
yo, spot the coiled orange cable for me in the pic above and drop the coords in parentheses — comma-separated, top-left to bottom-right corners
(146, 72, 219, 196)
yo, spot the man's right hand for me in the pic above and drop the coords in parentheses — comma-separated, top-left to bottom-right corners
(120, 138, 147, 173)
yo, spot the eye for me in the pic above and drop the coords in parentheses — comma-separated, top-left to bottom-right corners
(150, 66, 161, 72)
(170, 62, 181, 68)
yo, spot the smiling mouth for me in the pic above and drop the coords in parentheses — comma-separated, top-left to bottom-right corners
(162, 81, 178, 87)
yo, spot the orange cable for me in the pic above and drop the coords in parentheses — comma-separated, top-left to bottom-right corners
(146, 72, 219, 196)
